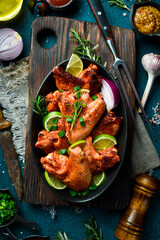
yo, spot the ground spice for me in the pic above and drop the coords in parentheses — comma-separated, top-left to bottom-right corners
(134, 6, 160, 34)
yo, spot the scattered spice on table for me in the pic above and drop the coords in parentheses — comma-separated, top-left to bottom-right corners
(150, 102, 160, 126)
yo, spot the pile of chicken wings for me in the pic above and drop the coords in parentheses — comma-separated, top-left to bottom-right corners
(35, 64, 122, 192)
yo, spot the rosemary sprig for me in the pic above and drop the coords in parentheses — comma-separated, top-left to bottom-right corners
(31, 95, 47, 119)
(70, 29, 101, 63)
(65, 100, 86, 130)
(84, 215, 103, 240)
(53, 231, 71, 240)
(108, 0, 130, 12)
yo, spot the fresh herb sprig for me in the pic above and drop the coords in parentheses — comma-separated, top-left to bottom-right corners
(31, 95, 47, 119)
(53, 216, 103, 240)
(85, 215, 103, 240)
(64, 100, 86, 130)
(53, 231, 71, 240)
(108, 0, 130, 11)
(70, 29, 101, 63)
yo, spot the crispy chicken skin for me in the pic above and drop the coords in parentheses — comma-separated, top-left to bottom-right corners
(41, 147, 92, 191)
(83, 136, 120, 175)
(45, 91, 60, 113)
(35, 119, 69, 154)
(63, 147, 92, 191)
(40, 136, 120, 191)
(41, 151, 69, 180)
(91, 111, 123, 138)
(58, 91, 105, 143)
(53, 66, 84, 91)
(53, 64, 101, 95)
(77, 64, 101, 94)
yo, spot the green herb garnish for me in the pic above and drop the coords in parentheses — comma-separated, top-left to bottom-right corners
(59, 89, 64, 92)
(108, 0, 130, 11)
(65, 100, 86, 130)
(92, 95, 98, 100)
(70, 29, 101, 63)
(31, 95, 47, 119)
(49, 125, 57, 131)
(79, 117, 85, 127)
(58, 149, 67, 155)
(0, 192, 17, 226)
(74, 85, 81, 92)
(76, 91, 81, 99)
(58, 130, 65, 138)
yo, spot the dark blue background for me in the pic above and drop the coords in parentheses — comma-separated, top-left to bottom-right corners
(0, 0, 160, 239)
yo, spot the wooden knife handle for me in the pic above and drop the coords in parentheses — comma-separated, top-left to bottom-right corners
(0, 107, 11, 131)
(114, 173, 160, 240)
(87, 0, 112, 40)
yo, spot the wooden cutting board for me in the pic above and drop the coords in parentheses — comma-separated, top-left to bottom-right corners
(24, 16, 136, 209)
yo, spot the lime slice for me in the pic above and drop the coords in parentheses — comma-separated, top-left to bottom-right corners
(65, 53, 83, 77)
(44, 171, 66, 190)
(43, 111, 62, 131)
(91, 172, 106, 187)
(93, 134, 117, 151)
(68, 140, 85, 154)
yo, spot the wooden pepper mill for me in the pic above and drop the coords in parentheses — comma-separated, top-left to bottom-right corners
(114, 173, 160, 240)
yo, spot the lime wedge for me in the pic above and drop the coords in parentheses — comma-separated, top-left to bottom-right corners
(65, 53, 83, 77)
(43, 111, 62, 132)
(91, 172, 106, 187)
(44, 171, 66, 190)
(68, 140, 85, 154)
(93, 134, 117, 151)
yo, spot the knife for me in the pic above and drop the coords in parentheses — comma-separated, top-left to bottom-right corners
(0, 107, 23, 201)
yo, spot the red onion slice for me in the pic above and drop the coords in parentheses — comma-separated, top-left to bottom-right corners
(0, 28, 23, 61)
(101, 76, 120, 111)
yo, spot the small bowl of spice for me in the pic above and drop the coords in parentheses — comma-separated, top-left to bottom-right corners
(130, 1, 160, 37)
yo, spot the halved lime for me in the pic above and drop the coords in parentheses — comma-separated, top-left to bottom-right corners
(65, 53, 83, 77)
(68, 140, 86, 154)
(91, 172, 106, 187)
(43, 111, 62, 131)
(93, 134, 117, 151)
(44, 171, 66, 190)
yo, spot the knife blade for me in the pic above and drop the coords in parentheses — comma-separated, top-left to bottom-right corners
(0, 107, 23, 201)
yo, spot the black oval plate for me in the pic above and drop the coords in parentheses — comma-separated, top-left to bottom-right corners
(30, 57, 128, 203)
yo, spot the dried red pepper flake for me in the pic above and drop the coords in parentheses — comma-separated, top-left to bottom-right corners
(37, 3, 50, 16)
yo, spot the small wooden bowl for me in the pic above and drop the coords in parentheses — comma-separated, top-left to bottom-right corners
(130, 1, 160, 37)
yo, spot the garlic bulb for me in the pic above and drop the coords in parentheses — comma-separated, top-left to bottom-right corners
(139, 53, 160, 112)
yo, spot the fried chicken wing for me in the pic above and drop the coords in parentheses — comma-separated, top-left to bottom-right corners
(45, 91, 60, 113)
(35, 119, 69, 154)
(53, 64, 101, 95)
(77, 64, 101, 94)
(41, 151, 69, 179)
(91, 111, 123, 138)
(53, 66, 84, 91)
(57, 91, 105, 143)
(83, 136, 120, 175)
(63, 147, 92, 191)
(41, 147, 92, 191)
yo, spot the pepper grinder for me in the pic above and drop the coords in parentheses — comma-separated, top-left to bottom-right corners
(114, 173, 160, 240)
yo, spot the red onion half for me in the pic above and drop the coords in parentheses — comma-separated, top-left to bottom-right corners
(0, 28, 23, 61)
(101, 76, 121, 111)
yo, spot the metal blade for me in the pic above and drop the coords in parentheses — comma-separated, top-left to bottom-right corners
(0, 108, 23, 200)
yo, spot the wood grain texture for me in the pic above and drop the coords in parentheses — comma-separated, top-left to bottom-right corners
(24, 16, 136, 209)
